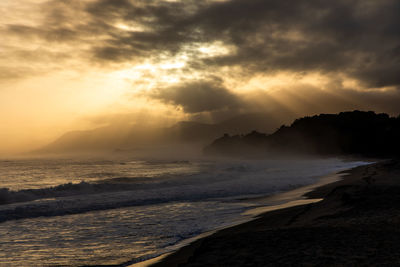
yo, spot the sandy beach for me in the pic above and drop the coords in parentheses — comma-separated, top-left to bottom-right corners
(151, 159, 400, 266)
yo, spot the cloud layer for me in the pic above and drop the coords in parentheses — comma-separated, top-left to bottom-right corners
(152, 78, 241, 113)
(3, 0, 399, 86)
(2, 0, 400, 118)
(2, 0, 400, 154)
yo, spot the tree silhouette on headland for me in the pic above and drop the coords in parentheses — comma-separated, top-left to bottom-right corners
(205, 111, 400, 158)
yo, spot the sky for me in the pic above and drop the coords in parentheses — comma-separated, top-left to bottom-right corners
(1, 0, 400, 154)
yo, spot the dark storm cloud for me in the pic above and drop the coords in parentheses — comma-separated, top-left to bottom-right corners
(84, 0, 400, 88)
(4, 0, 400, 88)
(150, 79, 400, 122)
(151, 78, 242, 113)
(85, 0, 205, 61)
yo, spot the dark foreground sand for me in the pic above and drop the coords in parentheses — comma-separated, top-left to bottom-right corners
(152, 160, 400, 266)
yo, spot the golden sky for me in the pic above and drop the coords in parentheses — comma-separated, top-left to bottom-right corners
(1, 0, 400, 154)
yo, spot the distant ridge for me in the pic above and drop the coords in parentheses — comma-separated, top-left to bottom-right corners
(36, 113, 280, 154)
(205, 111, 400, 158)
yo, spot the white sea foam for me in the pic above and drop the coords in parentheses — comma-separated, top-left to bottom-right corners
(0, 157, 370, 266)
(0, 158, 368, 221)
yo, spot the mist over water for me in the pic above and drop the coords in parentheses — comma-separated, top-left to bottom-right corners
(0, 156, 369, 266)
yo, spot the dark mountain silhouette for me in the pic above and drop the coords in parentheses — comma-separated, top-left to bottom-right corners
(36, 113, 280, 154)
(205, 111, 400, 158)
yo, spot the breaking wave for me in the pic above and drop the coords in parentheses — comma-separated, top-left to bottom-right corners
(0, 158, 370, 223)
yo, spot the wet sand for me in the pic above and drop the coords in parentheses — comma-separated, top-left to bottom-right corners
(152, 159, 400, 266)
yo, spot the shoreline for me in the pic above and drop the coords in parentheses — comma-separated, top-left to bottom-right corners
(130, 198, 325, 267)
(130, 161, 371, 267)
(150, 159, 400, 266)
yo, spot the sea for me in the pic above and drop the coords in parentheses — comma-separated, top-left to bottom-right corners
(0, 156, 369, 266)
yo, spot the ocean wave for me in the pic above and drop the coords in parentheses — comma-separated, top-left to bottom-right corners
(0, 159, 370, 223)
(0, 180, 143, 206)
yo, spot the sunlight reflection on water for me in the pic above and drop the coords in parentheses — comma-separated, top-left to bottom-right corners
(0, 157, 369, 266)
(0, 201, 249, 266)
